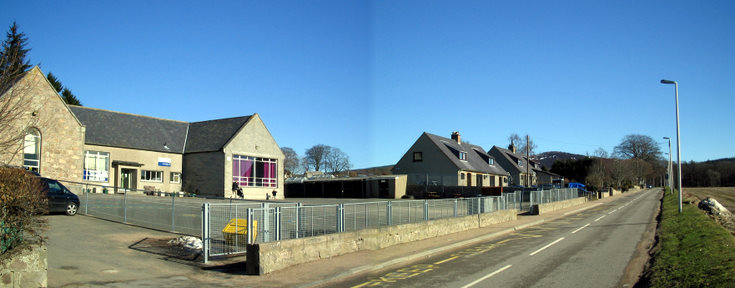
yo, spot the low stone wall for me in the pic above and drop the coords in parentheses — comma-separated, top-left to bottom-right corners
(246, 209, 518, 275)
(531, 197, 588, 215)
(0, 243, 47, 287)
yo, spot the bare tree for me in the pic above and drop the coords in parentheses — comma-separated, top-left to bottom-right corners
(508, 133, 537, 156)
(281, 147, 300, 177)
(613, 134, 662, 163)
(594, 147, 609, 158)
(303, 144, 329, 172)
(324, 147, 351, 175)
(508, 133, 522, 150)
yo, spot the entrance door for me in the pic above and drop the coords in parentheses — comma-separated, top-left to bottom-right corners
(121, 169, 137, 191)
(477, 174, 483, 187)
(467, 173, 472, 187)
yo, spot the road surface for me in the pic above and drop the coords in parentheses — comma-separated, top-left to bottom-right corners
(332, 188, 660, 288)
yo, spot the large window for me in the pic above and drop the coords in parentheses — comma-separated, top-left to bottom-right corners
(232, 155, 277, 188)
(83, 151, 109, 182)
(141, 170, 163, 182)
(23, 128, 41, 172)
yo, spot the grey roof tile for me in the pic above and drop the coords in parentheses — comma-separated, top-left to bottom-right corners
(423, 132, 509, 176)
(184, 116, 251, 153)
(69, 106, 188, 153)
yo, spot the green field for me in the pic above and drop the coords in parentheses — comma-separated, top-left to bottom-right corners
(644, 188, 735, 287)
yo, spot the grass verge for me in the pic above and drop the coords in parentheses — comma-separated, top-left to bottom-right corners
(645, 188, 735, 287)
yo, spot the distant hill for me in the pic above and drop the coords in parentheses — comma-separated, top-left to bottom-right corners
(534, 151, 587, 169)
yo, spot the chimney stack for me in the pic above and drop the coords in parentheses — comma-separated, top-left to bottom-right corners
(451, 131, 461, 144)
(508, 141, 516, 153)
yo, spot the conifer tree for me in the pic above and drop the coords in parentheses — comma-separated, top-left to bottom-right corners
(0, 22, 31, 79)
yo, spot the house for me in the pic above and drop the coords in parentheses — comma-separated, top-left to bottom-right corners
(0, 67, 86, 182)
(1, 67, 284, 199)
(392, 132, 509, 187)
(488, 144, 538, 187)
(534, 168, 564, 187)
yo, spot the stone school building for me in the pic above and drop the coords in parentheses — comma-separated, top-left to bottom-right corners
(0, 67, 284, 199)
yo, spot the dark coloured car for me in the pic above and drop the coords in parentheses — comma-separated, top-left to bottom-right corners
(41, 178, 79, 216)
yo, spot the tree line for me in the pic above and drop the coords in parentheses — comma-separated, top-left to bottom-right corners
(549, 134, 734, 189)
(281, 144, 352, 177)
(550, 134, 667, 191)
(681, 158, 735, 187)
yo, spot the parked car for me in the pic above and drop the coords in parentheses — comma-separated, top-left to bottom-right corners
(41, 178, 79, 216)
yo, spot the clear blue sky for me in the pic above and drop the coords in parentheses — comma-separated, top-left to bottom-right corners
(3, 1, 734, 169)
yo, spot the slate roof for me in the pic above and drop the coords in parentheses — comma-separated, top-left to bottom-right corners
(184, 116, 251, 153)
(69, 106, 188, 153)
(489, 146, 538, 175)
(423, 132, 509, 176)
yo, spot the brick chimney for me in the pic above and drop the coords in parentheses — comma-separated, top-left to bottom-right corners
(451, 131, 461, 144)
(508, 141, 517, 153)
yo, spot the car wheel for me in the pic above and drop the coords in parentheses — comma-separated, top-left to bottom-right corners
(66, 202, 78, 216)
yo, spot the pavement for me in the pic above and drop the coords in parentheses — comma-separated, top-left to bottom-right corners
(47, 190, 647, 287)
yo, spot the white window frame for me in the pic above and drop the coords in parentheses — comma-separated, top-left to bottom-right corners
(83, 150, 109, 182)
(23, 128, 41, 172)
(141, 170, 163, 182)
(170, 172, 181, 184)
(232, 155, 278, 188)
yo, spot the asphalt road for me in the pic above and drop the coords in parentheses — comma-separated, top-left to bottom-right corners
(334, 188, 660, 288)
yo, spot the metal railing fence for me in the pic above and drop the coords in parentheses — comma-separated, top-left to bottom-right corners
(528, 188, 584, 214)
(201, 194, 517, 261)
(59, 180, 279, 237)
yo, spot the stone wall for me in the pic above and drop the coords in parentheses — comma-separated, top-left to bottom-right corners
(531, 197, 588, 215)
(246, 209, 518, 275)
(0, 243, 47, 288)
(0, 67, 85, 183)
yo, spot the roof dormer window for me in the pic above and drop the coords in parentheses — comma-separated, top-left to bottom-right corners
(518, 159, 523, 166)
(489, 158, 494, 165)
(459, 151, 467, 161)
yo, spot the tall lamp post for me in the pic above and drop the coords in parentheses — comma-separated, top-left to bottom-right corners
(663, 137, 672, 194)
(661, 79, 682, 214)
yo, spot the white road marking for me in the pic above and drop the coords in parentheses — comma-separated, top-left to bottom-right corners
(460, 264, 512, 288)
(529, 237, 565, 256)
(594, 215, 606, 222)
(571, 223, 591, 234)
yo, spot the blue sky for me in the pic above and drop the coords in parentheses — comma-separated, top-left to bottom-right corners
(3, 1, 733, 169)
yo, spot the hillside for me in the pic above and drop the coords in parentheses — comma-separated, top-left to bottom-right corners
(534, 151, 586, 169)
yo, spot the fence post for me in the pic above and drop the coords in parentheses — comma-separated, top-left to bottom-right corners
(123, 189, 128, 223)
(275, 207, 281, 241)
(336, 204, 344, 233)
(247, 208, 253, 244)
(202, 203, 210, 263)
(453, 198, 457, 217)
(84, 183, 88, 215)
(171, 193, 176, 232)
(262, 203, 270, 243)
(387, 201, 392, 226)
(296, 203, 301, 239)
(423, 200, 429, 221)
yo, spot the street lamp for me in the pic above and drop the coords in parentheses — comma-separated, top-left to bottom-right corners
(661, 79, 683, 214)
(663, 137, 672, 194)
